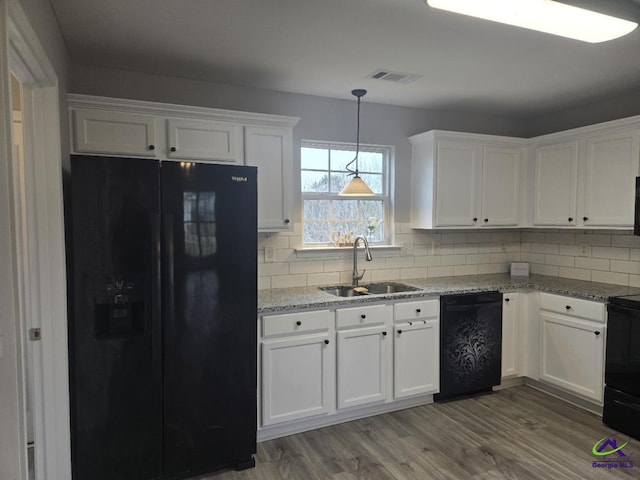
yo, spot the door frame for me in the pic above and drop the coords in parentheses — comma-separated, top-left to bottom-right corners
(0, 1, 71, 478)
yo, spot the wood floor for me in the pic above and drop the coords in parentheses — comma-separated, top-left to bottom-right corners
(208, 386, 640, 480)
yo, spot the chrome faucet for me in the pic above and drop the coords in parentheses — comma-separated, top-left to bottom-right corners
(352, 235, 373, 287)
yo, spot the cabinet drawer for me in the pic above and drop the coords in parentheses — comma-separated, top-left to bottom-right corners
(336, 304, 389, 329)
(394, 299, 439, 322)
(262, 310, 332, 337)
(540, 293, 605, 323)
(73, 109, 157, 157)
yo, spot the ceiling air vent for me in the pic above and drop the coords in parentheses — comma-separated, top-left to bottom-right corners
(367, 69, 422, 84)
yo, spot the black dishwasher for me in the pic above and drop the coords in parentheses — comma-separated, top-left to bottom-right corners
(435, 292, 503, 401)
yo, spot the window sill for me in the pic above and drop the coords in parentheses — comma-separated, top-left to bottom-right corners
(294, 245, 402, 254)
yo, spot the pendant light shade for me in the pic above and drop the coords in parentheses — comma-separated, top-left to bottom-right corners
(339, 89, 375, 196)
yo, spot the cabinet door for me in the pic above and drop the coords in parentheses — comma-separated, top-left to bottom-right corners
(501, 293, 519, 378)
(481, 146, 521, 226)
(393, 320, 439, 399)
(166, 119, 243, 163)
(337, 325, 389, 409)
(540, 312, 605, 402)
(73, 109, 157, 157)
(434, 141, 480, 227)
(244, 126, 293, 231)
(261, 333, 333, 425)
(532, 141, 578, 226)
(583, 129, 640, 227)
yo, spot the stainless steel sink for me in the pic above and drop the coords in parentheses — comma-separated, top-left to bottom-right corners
(320, 282, 419, 297)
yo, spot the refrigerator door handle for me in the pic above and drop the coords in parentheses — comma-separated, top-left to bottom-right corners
(151, 214, 162, 370)
(163, 214, 176, 340)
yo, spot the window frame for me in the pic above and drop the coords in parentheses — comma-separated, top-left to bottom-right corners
(300, 139, 392, 247)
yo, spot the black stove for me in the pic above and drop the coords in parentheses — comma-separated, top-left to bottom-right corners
(603, 296, 640, 440)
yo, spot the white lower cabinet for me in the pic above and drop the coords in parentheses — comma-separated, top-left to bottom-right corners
(393, 299, 439, 398)
(393, 321, 439, 398)
(337, 325, 390, 409)
(260, 310, 334, 426)
(501, 293, 520, 379)
(336, 304, 392, 409)
(538, 294, 605, 403)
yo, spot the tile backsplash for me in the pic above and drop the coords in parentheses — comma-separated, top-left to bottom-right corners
(258, 224, 640, 290)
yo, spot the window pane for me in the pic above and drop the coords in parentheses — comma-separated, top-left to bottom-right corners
(333, 199, 359, 220)
(304, 221, 331, 244)
(359, 199, 384, 221)
(301, 147, 328, 170)
(304, 199, 330, 220)
(358, 151, 383, 173)
(330, 172, 349, 193)
(330, 149, 355, 171)
(333, 221, 359, 238)
(301, 171, 330, 192)
(359, 173, 383, 194)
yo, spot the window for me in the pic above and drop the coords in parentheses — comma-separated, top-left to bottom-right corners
(301, 141, 391, 246)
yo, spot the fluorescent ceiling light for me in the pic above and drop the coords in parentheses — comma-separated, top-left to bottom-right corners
(426, 0, 638, 43)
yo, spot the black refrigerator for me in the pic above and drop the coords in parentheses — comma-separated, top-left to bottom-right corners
(67, 155, 257, 480)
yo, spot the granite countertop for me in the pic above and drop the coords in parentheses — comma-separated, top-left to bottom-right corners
(258, 273, 640, 313)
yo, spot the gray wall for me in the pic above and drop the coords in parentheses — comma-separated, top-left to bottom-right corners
(70, 65, 530, 223)
(525, 88, 640, 137)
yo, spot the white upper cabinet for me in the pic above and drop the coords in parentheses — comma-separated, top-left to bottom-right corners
(530, 125, 640, 229)
(244, 126, 293, 231)
(410, 131, 524, 229)
(532, 140, 579, 226)
(72, 109, 158, 157)
(68, 94, 299, 233)
(582, 129, 640, 227)
(434, 140, 480, 227)
(166, 118, 243, 163)
(481, 146, 521, 226)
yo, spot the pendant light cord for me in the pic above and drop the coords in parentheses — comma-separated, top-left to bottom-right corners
(345, 89, 366, 177)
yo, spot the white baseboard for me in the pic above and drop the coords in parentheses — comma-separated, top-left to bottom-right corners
(257, 394, 434, 442)
(524, 377, 603, 416)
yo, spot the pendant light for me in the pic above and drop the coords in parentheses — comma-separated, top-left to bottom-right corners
(339, 89, 375, 196)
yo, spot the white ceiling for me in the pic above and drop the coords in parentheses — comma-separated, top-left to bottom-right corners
(50, 0, 640, 116)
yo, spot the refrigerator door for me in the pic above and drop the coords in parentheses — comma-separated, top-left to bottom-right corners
(161, 162, 257, 477)
(68, 156, 162, 480)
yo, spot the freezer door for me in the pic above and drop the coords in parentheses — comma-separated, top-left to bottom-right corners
(161, 161, 257, 477)
(68, 155, 162, 480)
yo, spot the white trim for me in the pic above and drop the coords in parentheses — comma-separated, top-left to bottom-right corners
(4, 1, 71, 479)
(0, 1, 27, 478)
(67, 93, 300, 128)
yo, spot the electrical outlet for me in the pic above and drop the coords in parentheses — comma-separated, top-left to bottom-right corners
(579, 243, 589, 256)
(264, 245, 275, 263)
(500, 242, 507, 252)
